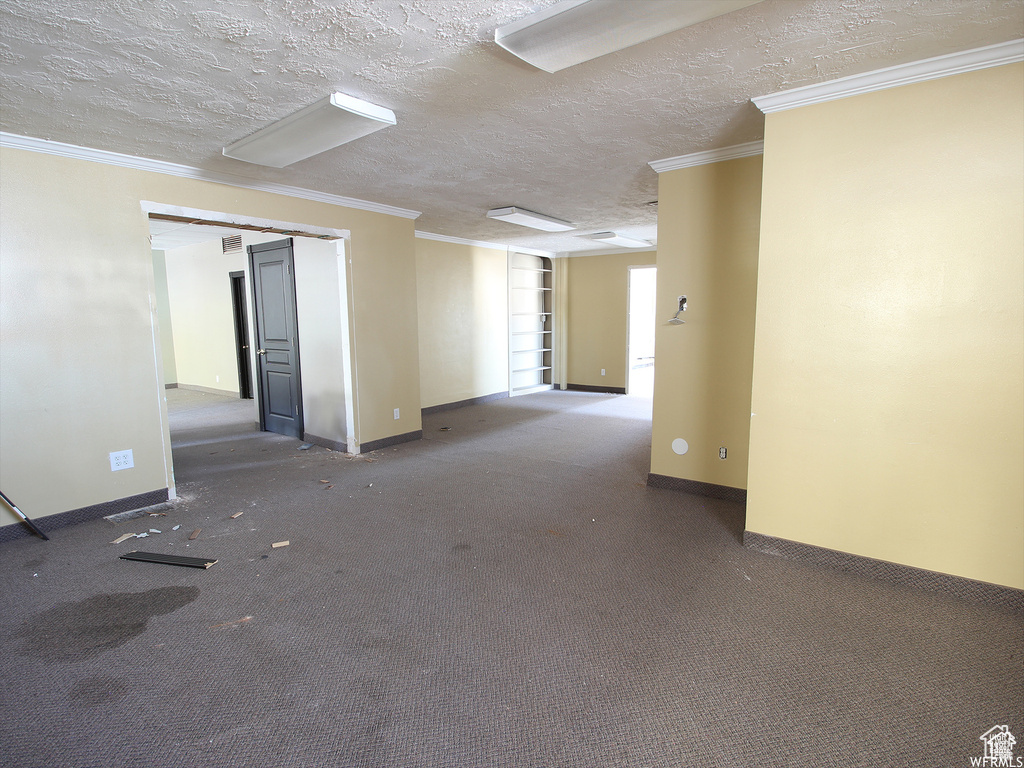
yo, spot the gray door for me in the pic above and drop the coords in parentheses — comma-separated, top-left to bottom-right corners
(249, 239, 303, 438)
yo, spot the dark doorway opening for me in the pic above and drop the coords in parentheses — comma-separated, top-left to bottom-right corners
(229, 271, 253, 400)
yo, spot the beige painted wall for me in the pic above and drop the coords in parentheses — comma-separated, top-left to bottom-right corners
(151, 250, 178, 385)
(346, 216, 421, 447)
(566, 251, 656, 390)
(0, 146, 419, 524)
(415, 238, 508, 409)
(746, 63, 1024, 589)
(650, 155, 762, 489)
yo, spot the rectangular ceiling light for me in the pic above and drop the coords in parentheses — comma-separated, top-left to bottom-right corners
(495, 0, 764, 73)
(223, 93, 396, 168)
(586, 232, 651, 248)
(487, 207, 575, 232)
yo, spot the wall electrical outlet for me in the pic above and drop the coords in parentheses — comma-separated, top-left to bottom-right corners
(393, 408, 400, 420)
(719, 447, 727, 460)
(601, 369, 606, 376)
(110, 449, 134, 471)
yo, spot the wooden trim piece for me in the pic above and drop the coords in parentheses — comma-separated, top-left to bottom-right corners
(120, 551, 217, 569)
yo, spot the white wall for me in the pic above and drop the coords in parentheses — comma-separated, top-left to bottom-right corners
(163, 237, 253, 394)
(151, 249, 178, 386)
(162, 232, 351, 448)
(294, 237, 351, 449)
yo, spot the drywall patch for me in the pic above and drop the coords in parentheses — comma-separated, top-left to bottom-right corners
(671, 438, 689, 455)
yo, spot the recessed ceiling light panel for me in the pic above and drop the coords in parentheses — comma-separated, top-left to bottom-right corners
(223, 92, 396, 168)
(495, 0, 765, 73)
(586, 232, 651, 248)
(487, 207, 575, 232)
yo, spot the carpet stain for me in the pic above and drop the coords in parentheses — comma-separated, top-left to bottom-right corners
(451, 543, 471, 553)
(15, 586, 199, 662)
(69, 676, 129, 707)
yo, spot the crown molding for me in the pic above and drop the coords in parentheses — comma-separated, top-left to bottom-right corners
(415, 230, 555, 257)
(649, 141, 764, 174)
(753, 38, 1024, 114)
(560, 244, 658, 258)
(0, 132, 422, 220)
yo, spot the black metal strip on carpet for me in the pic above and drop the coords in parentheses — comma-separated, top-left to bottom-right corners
(119, 551, 217, 569)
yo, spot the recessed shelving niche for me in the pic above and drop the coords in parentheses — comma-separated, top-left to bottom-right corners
(509, 252, 554, 396)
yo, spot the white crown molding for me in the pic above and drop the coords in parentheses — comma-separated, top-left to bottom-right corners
(649, 141, 764, 174)
(753, 38, 1024, 114)
(560, 244, 658, 258)
(0, 132, 422, 220)
(415, 230, 555, 258)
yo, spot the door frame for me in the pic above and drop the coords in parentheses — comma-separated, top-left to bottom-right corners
(142, 201, 351, 493)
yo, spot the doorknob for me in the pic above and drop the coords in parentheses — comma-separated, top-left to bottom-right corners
(257, 349, 266, 356)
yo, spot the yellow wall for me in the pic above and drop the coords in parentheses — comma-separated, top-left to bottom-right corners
(566, 251, 656, 390)
(0, 146, 420, 524)
(415, 238, 508, 408)
(650, 155, 762, 489)
(746, 63, 1024, 589)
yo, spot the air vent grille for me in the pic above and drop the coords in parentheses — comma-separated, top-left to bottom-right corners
(222, 234, 243, 253)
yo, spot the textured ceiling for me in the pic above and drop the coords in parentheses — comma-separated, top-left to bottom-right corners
(2, 0, 1022, 253)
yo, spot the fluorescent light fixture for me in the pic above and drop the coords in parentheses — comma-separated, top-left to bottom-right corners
(495, 0, 765, 73)
(223, 92, 396, 168)
(487, 207, 575, 232)
(586, 232, 651, 248)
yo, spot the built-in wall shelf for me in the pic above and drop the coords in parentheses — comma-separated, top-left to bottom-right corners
(509, 252, 554, 395)
(512, 383, 552, 396)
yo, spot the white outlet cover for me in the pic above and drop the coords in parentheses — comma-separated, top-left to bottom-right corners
(394, 408, 400, 420)
(110, 449, 134, 471)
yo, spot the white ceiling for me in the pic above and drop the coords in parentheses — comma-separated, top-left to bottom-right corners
(3, 0, 1022, 254)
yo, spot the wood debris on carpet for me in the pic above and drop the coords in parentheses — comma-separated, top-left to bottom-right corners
(189, 529, 201, 540)
(272, 540, 290, 548)
(111, 533, 136, 544)
(119, 551, 217, 569)
(230, 511, 244, 519)
(209, 616, 253, 630)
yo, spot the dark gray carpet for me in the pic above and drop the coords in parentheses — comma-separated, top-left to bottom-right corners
(1, 388, 1021, 768)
